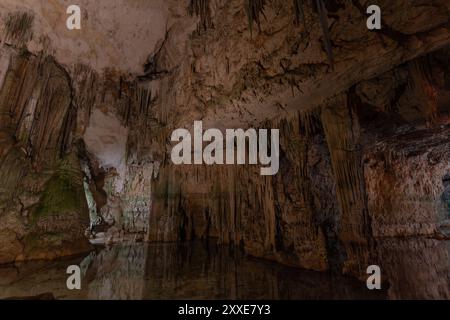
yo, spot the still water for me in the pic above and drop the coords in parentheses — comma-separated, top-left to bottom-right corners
(0, 239, 449, 300)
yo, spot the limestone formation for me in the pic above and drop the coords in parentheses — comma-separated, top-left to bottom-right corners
(0, 0, 449, 285)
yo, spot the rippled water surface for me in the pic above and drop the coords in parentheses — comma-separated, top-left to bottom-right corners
(0, 239, 448, 300)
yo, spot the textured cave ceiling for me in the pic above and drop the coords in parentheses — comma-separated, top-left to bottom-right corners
(0, 0, 176, 73)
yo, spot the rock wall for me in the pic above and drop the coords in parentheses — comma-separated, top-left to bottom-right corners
(141, 1, 450, 279)
(0, 45, 91, 263)
(149, 113, 336, 272)
(365, 127, 450, 237)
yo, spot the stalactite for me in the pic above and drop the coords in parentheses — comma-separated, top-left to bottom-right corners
(314, 0, 334, 69)
(148, 112, 335, 271)
(0, 46, 91, 263)
(244, 0, 267, 35)
(134, 84, 155, 120)
(243, 0, 334, 68)
(293, 0, 305, 27)
(0, 49, 73, 165)
(408, 56, 438, 124)
(3, 11, 34, 47)
(72, 64, 99, 125)
(3, 51, 40, 147)
(29, 56, 73, 163)
(150, 163, 277, 252)
(321, 94, 372, 277)
(299, 109, 321, 138)
(188, 0, 213, 32)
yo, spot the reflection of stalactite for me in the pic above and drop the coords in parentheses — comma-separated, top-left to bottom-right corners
(85, 244, 148, 299)
(408, 56, 438, 124)
(378, 238, 450, 299)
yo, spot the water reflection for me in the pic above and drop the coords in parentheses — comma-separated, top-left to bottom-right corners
(376, 238, 450, 299)
(0, 239, 448, 300)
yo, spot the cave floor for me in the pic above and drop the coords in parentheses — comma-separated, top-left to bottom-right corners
(0, 240, 448, 300)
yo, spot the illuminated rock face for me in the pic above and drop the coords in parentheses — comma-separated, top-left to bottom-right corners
(0, 0, 449, 281)
(0, 46, 91, 264)
(0, 0, 172, 73)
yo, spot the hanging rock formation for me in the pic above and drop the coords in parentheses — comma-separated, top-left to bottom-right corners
(0, 45, 91, 263)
